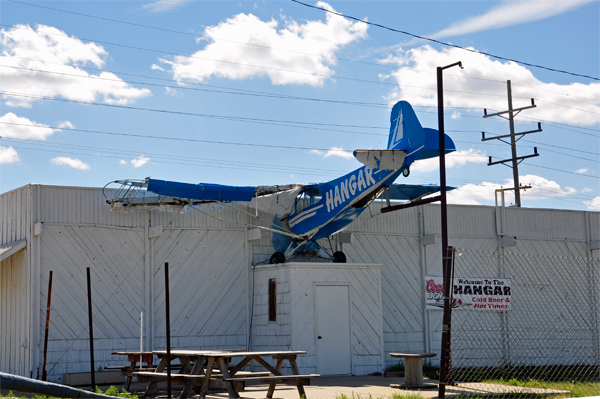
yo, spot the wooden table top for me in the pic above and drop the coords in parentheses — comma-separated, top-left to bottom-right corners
(112, 351, 154, 356)
(153, 350, 307, 358)
(389, 352, 437, 358)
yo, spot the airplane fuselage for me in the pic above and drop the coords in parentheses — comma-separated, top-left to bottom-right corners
(286, 164, 404, 241)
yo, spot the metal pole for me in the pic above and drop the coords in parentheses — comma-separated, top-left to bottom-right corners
(86, 267, 96, 390)
(506, 80, 521, 207)
(41, 271, 53, 381)
(140, 312, 143, 370)
(436, 61, 462, 399)
(164, 262, 171, 399)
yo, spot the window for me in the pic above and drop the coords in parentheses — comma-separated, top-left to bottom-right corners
(268, 278, 277, 322)
(294, 188, 323, 214)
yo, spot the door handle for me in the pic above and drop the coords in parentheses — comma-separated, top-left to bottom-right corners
(318, 336, 322, 339)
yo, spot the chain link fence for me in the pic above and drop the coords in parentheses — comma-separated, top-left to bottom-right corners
(447, 248, 600, 398)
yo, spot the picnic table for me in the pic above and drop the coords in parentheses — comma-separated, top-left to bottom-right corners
(133, 350, 318, 399)
(108, 351, 155, 391)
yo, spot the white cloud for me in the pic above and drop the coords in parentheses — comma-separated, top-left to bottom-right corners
(0, 24, 151, 107)
(159, 2, 368, 86)
(0, 113, 58, 139)
(581, 187, 593, 193)
(119, 159, 127, 165)
(310, 146, 354, 159)
(382, 45, 600, 126)
(131, 155, 150, 167)
(142, 0, 192, 13)
(425, 0, 595, 42)
(0, 146, 20, 164)
(51, 157, 90, 170)
(447, 174, 577, 205)
(412, 148, 487, 172)
(575, 168, 589, 174)
(583, 196, 600, 210)
(57, 121, 74, 129)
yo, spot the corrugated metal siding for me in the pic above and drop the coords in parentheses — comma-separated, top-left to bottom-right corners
(1, 185, 31, 245)
(0, 185, 33, 377)
(152, 229, 247, 350)
(505, 208, 589, 240)
(1, 184, 599, 379)
(39, 224, 145, 381)
(0, 250, 29, 375)
(343, 235, 423, 366)
(423, 204, 497, 237)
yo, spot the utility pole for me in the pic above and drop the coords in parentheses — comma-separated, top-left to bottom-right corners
(483, 80, 542, 207)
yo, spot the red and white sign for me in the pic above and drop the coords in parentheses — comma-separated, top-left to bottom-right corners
(425, 275, 512, 311)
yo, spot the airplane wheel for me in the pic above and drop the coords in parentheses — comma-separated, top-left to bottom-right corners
(270, 252, 286, 264)
(332, 251, 347, 263)
(403, 167, 410, 177)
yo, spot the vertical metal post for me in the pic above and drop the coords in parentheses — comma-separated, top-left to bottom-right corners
(164, 262, 171, 399)
(86, 267, 95, 390)
(436, 61, 462, 399)
(506, 80, 521, 207)
(140, 312, 143, 370)
(41, 271, 53, 381)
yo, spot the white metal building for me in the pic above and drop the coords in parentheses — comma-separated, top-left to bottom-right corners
(1, 184, 598, 382)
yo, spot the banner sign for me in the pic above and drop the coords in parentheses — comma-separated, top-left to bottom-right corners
(425, 275, 512, 311)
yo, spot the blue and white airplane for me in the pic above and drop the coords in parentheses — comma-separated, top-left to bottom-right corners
(106, 101, 456, 264)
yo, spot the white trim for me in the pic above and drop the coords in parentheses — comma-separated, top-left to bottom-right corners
(289, 211, 317, 228)
(289, 205, 323, 224)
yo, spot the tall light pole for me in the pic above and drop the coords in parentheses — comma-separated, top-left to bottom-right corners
(437, 61, 462, 399)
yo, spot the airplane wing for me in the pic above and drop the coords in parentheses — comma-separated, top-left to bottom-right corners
(105, 178, 302, 213)
(147, 178, 256, 202)
(385, 184, 455, 202)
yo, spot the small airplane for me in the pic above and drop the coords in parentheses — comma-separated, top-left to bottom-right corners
(105, 101, 456, 264)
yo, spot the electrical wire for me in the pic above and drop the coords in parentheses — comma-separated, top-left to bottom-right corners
(8, 0, 600, 106)
(290, 0, 599, 81)
(4, 23, 599, 113)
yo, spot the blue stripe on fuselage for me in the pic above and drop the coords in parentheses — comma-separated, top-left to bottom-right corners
(288, 165, 402, 238)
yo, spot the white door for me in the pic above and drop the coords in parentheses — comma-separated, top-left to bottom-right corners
(315, 285, 352, 375)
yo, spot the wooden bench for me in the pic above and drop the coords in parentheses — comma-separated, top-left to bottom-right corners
(132, 371, 271, 391)
(224, 374, 319, 386)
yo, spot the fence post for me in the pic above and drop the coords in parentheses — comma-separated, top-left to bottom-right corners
(437, 245, 455, 398)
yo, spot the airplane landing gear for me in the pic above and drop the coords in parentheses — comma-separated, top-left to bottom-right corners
(403, 167, 410, 177)
(332, 251, 347, 263)
(269, 252, 286, 264)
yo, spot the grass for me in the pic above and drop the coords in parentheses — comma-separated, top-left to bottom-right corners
(334, 393, 424, 399)
(449, 365, 600, 398)
(0, 386, 139, 399)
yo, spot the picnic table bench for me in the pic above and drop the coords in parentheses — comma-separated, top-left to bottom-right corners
(109, 352, 155, 391)
(135, 350, 318, 399)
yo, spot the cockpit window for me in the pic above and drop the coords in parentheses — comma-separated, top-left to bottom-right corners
(294, 188, 322, 214)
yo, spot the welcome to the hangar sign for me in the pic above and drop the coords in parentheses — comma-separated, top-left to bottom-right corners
(425, 275, 512, 311)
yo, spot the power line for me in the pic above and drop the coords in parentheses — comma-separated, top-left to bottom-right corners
(290, 0, 599, 82)
(0, 0, 516, 88)
(5, 23, 599, 113)
(10, 0, 600, 106)
(522, 162, 599, 179)
(0, 91, 486, 134)
(0, 121, 374, 152)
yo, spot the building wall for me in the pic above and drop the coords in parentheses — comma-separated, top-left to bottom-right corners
(251, 263, 384, 375)
(0, 249, 29, 376)
(1, 184, 598, 380)
(0, 185, 33, 377)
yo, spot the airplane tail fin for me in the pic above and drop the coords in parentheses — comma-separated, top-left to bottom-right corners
(387, 101, 426, 155)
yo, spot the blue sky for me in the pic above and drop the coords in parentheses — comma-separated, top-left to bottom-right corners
(1, 0, 598, 210)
